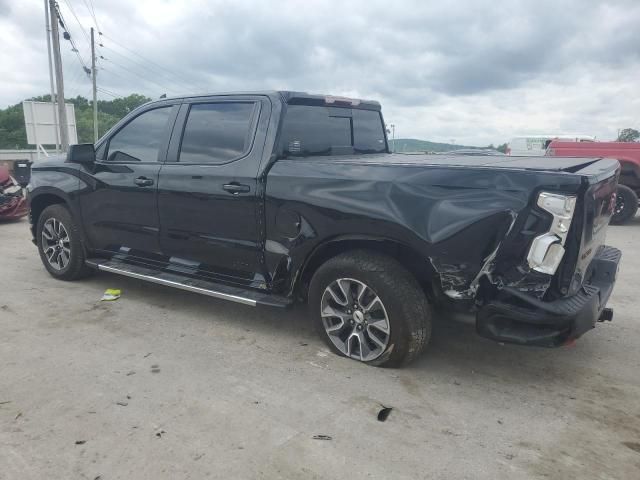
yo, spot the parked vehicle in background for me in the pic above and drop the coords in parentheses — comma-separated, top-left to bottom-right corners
(27, 92, 622, 367)
(507, 135, 595, 156)
(547, 140, 640, 225)
(0, 165, 28, 221)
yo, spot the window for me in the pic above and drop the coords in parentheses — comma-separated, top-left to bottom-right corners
(107, 107, 172, 162)
(280, 105, 387, 158)
(179, 103, 256, 164)
(353, 109, 387, 153)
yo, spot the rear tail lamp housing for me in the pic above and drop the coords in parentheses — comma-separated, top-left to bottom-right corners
(527, 192, 577, 275)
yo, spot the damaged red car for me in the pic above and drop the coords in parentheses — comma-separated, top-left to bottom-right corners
(0, 165, 28, 221)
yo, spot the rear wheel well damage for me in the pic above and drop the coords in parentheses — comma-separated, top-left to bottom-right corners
(296, 239, 438, 302)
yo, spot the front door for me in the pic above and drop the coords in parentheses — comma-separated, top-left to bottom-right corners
(157, 97, 270, 286)
(79, 104, 179, 258)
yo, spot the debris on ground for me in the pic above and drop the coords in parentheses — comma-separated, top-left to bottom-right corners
(100, 289, 121, 301)
(126, 371, 135, 376)
(0, 400, 11, 405)
(116, 401, 128, 407)
(312, 435, 332, 440)
(377, 406, 393, 422)
(14, 412, 22, 420)
(155, 429, 166, 438)
(75, 440, 86, 445)
(151, 365, 160, 373)
(143, 352, 152, 358)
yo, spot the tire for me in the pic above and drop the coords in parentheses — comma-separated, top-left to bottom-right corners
(309, 250, 431, 367)
(611, 185, 639, 225)
(37, 204, 93, 280)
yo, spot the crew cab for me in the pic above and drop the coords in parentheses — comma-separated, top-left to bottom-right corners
(27, 92, 622, 367)
(547, 140, 640, 224)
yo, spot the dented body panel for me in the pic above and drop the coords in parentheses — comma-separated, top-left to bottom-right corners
(264, 154, 604, 302)
(27, 91, 622, 348)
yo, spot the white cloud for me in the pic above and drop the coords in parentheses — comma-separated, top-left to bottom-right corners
(1, 0, 638, 145)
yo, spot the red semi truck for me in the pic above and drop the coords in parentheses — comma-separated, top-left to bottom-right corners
(547, 140, 640, 224)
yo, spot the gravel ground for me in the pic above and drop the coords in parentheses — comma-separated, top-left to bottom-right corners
(1, 216, 639, 479)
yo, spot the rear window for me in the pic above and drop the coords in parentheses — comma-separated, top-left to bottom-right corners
(280, 105, 386, 158)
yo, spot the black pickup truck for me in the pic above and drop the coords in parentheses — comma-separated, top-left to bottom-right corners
(28, 91, 622, 367)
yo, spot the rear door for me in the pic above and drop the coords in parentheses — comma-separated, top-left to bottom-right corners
(157, 95, 271, 286)
(80, 103, 179, 257)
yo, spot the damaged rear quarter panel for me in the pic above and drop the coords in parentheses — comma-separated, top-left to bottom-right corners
(264, 155, 583, 300)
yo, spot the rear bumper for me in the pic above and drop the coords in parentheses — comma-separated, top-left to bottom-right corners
(477, 245, 621, 347)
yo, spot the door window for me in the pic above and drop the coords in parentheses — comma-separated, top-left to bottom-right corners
(179, 103, 256, 164)
(107, 107, 172, 162)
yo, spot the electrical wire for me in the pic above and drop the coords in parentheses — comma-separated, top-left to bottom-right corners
(97, 87, 119, 99)
(55, 3, 91, 73)
(100, 56, 178, 96)
(100, 33, 207, 92)
(82, 0, 101, 34)
(99, 45, 185, 94)
(61, 0, 91, 46)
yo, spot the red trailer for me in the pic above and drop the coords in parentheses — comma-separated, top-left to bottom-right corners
(547, 140, 640, 224)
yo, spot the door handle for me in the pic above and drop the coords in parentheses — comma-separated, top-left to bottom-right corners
(134, 176, 154, 187)
(223, 183, 250, 195)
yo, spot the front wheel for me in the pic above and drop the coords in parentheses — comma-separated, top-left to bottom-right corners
(37, 204, 93, 280)
(309, 250, 431, 367)
(611, 185, 639, 225)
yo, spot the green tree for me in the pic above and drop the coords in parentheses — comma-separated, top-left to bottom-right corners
(0, 93, 151, 148)
(496, 143, 508, 153)
(617, 128, 639, 142)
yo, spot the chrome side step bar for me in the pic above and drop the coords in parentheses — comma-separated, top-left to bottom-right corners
(86, 258, 291, 308)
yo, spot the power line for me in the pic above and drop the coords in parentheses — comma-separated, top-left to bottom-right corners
(55, 3, 91, 74)
(100, 56, 177, 96)
(61, 0, 91, 46)
(82, 0, 101, 33)
(100, 33, 207, 92)
(97, 87, 119, 99)
(99, 44, 186, 93)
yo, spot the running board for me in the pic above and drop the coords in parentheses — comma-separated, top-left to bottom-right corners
(86, 258, 292, 308)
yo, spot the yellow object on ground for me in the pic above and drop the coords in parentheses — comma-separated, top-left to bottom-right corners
(100, 289, 121, 301)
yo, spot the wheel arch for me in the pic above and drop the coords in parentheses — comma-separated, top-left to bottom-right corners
(29, 189, 73, 241)
(294, 236, 438, 301)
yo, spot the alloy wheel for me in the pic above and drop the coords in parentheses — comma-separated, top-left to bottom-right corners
(41, 218, 71, 271)
(320, 278, 390, 362)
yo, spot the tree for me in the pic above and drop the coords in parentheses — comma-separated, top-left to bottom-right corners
(0, 93, 151, 148)
(496, 143, 508, 154)
(617, 128, 639, 142)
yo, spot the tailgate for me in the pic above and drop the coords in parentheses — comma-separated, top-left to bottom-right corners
(568, 159, 619, 294)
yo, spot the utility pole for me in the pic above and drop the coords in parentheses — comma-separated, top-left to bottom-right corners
(44, 0, 60, 153)
(49, 0, 69, 151)
(91, 27, 98, 143)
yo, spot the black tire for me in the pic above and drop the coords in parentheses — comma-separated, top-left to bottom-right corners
(36, 204, 93, 280)
(611, 185, 639, 225)
(309, 250, 431, 367)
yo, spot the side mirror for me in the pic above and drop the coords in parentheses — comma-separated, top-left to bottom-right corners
(67, 144, 96, 164)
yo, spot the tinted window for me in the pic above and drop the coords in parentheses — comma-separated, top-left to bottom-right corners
(107, 107, 172, 162)
(280, 105, 386, 158)
(353, 109, 387, 153)
(179, 103, 255, 164)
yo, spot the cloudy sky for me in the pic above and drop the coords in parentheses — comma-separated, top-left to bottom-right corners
(1, 0, 639, 145)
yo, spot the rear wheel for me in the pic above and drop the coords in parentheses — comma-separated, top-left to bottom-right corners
(37, 204, 93, 280)
(611, 185, 638, 225)
(309, 250, 431, 367)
